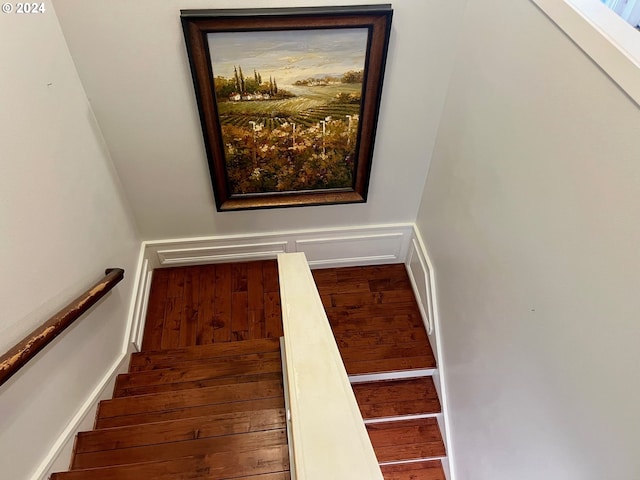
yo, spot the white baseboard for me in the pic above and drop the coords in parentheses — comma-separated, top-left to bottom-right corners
(157, 241, 288, 266)
(408, 225, 456, 480)
(35, 342, 136, 480)
(144, 224, 413, 270)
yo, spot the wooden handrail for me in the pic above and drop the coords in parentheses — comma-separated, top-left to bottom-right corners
(0, 268, 125, 388)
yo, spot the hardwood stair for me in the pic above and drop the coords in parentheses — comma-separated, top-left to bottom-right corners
(313, 264, 448, 479)
(50, 337, 289, 479)
(380, 461, 447, 480)
(352, 376, 441, 420)
(51, 260, 447, 479)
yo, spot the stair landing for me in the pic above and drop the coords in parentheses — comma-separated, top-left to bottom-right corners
(312, 264, 436, 376)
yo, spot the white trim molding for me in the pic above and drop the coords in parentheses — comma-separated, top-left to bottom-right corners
(125, 243, 153, 351)
(406, 225, 456, 480)
(144, 224, 413, 270)
(405, 238, 435, 337)
(157, 242, 288, 266)
(531, 0, 640, 106)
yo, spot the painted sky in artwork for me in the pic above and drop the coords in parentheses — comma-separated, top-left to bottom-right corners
(208, 28, 368, 87)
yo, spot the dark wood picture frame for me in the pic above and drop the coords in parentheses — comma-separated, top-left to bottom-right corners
(181, 5, 392, 211)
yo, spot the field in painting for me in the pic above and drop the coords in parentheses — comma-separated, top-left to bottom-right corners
(217, 83, 362, 195)
(218, 84, 362, 129)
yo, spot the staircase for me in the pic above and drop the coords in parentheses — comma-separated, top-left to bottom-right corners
(50, 260, 447, 479)
(313, 264, 448, 480)
(50, 338, 289, 479)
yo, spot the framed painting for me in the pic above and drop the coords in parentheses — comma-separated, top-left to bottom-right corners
(181, 5, 393, 211)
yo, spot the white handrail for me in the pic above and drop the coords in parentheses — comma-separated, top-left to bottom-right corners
(277, 252, 383, 480)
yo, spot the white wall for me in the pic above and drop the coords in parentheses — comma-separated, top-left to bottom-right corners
(52, 0, 467, 240)
(0, 5, 140, 479)
(416, 1, 640, 479)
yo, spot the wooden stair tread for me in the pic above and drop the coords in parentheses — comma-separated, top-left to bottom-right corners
(115, 351, 282, 390)
(380, 460, 446, 480)
(338, 343, 433, 362)
(326, 306, 425, 324)
(72, 428, 287, 469)
(313, 263, 408, 284)
(51, 445, 289, 479)
(324, 289, 418, 307)
(98, 378, 283, 419)
(95, 397, 285, 429)
(367, 418, 445, 463)
(141, 262, 282, 351)
(114, 371, 283, 397)
(353, 377, 441, 419)
(334, 326, 428, 348)
(77, 408, 285, 454)
(130, 338, 281, 371)
(345, 356, 436, 376)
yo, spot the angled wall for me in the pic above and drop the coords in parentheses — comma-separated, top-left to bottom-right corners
(0, 5, 140, 479)
(416, 0, 640, 478)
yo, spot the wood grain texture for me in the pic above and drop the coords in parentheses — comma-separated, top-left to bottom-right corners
(113, 371, 283, 398)
(76, 408, 285, 454)
(141, 269, 170, 351)
(129, 338, 280, 371)
(312, 264, 436, 375)
(117, 352, 282, 390)
(52, 445, 289, 479)
(380, 460, 446, 480)
(72, 429, 287, 469)
(95, 396, 285, 430)
(53, 262, 446, 478)
(99, 378, 283, 419)
(160, 268, 185, 349)
(179, 268, 200, 347)
(367, 418, 445, 463)
(196, 265, 216, 345)
(313, 264, 446, 470)
(353, 377, 441, 419)
(141, 261, 281, 351)
(213, 264, 232, 343)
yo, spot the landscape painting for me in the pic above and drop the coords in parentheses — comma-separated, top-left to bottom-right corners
(181, 6, 393, 210)
(209, 28, 366, 196)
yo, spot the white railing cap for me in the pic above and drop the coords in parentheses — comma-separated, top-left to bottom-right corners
(278, 252, 384, 480)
